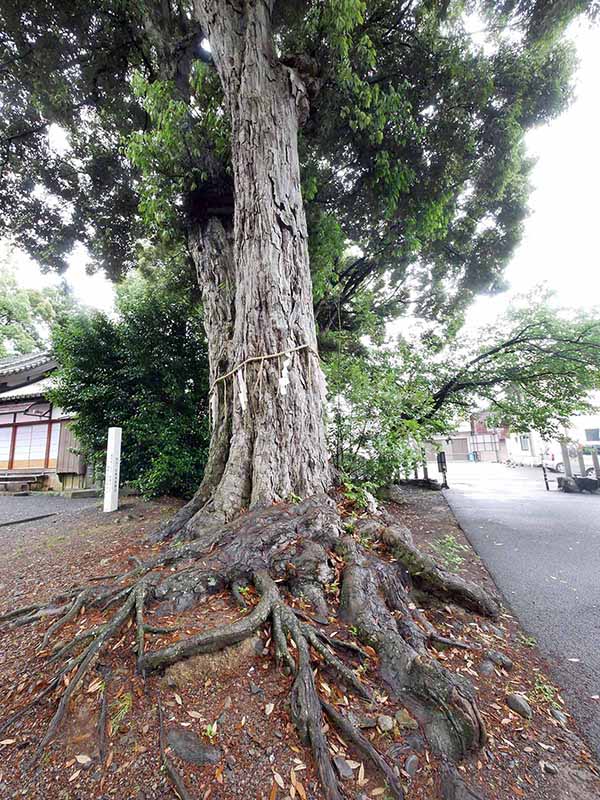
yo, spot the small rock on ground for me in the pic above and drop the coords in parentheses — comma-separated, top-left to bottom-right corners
(404, 754, 419, 778)
(333, 755, 354, 781)
(166, 727, 222, 765)
(541, 761, 559, 775)
(478, 659, 495, 676)
(488, 624, 505, 639)
(377, 714, 394, 732)
(506, 693, 532, 719)
(487, 649, 513, 671)
(551, 708, 568, 727)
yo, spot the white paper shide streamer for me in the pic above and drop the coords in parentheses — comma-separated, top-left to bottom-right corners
(278, 348, 293, 396)
(210, 389, 218, 425)
(237, 369, 248, 411)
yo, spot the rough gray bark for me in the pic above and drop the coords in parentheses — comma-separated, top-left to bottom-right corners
(189, 218, 235, 503)
(188, 0, 331, 518)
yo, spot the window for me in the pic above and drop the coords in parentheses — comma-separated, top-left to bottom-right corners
(0, 427, 11, 469)
(585, 429, 600, 442)
(519, 435, 530, 451)
(13, 425, 48, 469)
(47, 423, 60, 468)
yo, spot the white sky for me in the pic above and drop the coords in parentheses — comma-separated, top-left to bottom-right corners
(7, 244, 115, 315)
(4, 22, 600, 325)
(464, 20, 600, 327)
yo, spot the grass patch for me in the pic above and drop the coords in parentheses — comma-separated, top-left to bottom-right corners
(432, 534, 468, 571)
(109, 692, 132, 735)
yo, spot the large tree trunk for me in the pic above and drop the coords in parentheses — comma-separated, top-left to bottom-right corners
(151, 216, 235, 541)
(190, 0, 331, 518)
(190, 216, 235, 505)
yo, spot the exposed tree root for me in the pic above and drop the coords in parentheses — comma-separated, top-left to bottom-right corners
(322, 700, 405, 799)
(339, 536, 486, 761)
(0, 493, 500, 798)
(39, 588, 91, 650)
(32, 587, 139, 762)
(97, 684, 108, 766)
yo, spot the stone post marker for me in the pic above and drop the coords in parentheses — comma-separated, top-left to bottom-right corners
(103, 427, 122, 513)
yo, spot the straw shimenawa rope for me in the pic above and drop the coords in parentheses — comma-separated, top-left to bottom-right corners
(209, 343, 319, 395)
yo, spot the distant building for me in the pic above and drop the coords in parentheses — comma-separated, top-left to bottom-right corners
(0, 352, 88, 491)
(430, 409, 600, 470)
(568, 413, 600, 451)
(504, 429, 544, 466)
(426, 413, 509, 463)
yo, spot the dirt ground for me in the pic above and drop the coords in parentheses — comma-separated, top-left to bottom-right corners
(0, 489, 598, 800)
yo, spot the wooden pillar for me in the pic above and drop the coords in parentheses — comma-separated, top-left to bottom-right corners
(44, 405, 53, 469)
(7, 416, 17, 470)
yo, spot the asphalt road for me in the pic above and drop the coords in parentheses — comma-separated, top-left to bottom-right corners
(442, 462, 600, 758)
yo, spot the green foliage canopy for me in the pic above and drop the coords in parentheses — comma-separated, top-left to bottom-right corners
(1, 0, 595, 343)
(0, 243, 77, 356)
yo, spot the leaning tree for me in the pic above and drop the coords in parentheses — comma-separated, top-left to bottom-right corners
(0, 2, 597, 798)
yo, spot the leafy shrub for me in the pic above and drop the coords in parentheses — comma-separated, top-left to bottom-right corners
(51, 267, 210, 498)
(324, 347, 451, 489)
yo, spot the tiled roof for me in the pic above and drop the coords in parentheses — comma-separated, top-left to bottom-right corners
(0, 376, 54, 401)
(0, 351, 56, 377)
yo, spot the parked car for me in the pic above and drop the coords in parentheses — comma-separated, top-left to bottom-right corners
(541, 444, 598, 476)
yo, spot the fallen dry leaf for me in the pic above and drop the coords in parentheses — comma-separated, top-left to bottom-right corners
(273, 771, 285, 789)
